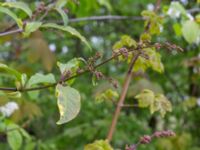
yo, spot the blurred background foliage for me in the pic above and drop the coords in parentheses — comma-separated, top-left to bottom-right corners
(0, 0, 199, 150)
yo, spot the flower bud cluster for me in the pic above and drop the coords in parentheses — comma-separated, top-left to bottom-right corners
(125, 130, 175, 150)
(119, 48, 129, 58)
(94, 71, 104, 80)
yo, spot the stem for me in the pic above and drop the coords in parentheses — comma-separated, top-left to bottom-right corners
(121, 104, 139, 108)
(107, 52, 140, 142)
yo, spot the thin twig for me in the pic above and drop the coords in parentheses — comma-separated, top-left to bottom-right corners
(0, 15, 143, 37)
(0, 29, 23, 37)
(165, 71, 184, 100)
(68, 15, 144, 23)
(121, 104, 139, 108)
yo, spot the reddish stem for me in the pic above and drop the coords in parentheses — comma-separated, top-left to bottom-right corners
(107, 52, 140, 142)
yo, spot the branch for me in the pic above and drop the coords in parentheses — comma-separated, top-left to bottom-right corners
(107, 52, 141, 142)
(68, 15, 143, 23)
(0, 15, 143, 37)
(0, 46, 151, 93)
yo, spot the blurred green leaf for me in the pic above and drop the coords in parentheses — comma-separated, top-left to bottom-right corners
(98, 0, 112, 11)
(135, 89, 154, 107)
(56, 0, 67, 8)
(0, 6, 23, 29)
(55, 8, 68, 26)
(150, 94, 172, 117)
(1, 2, 32, 17)
(57, 58, 85, 74)
(27, 73, 56, 87)
(23, 22, 42, 37)
(182, 20, 200, 44)
(0, 63, 21, 81)
(135, 89, 172, 117)
(6, 91, 21, 98)
(95, 89, 119, 103)
(113, 35, 137, 50)
(7, 130, 23, 150)
(84, 140, 113, 150)
(41, 23, 91, 50)
(173, 23, 182, 36)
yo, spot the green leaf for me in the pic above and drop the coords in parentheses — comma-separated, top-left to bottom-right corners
(98, 0, 112, 11)
(113, 35, 137, 50)
(21, 73, 27, 88)
(168, 2, 186, 17)
(55, 8, 68, 26)
(135, 89, 154, 107)
(95, 89, 119, 103)
(141, 10, 163, 35)
(41, 23, 91, 50)
(56, 84, 81, 124)
(57, 58, 85, 75)
(0, 6, 23, 29)
(27, 73, 56, 87)
(56, 0, 67, 8)
(182, 97, 197, 109)
(150, 94, 172, 117)
(57, 58, 85, 85)
(133, 48, 164, 73)
(23, 22, 42, 37)
(7, 130, 23, 150)
(1, 2, 32, 17)
(19, 128, 31, 141)
(84, 139, 113, 150)
(173, 23, 182, 36)
(182, 20, 200, 44)
(6, 91, 21, 98)
(0, 63, 22, 81)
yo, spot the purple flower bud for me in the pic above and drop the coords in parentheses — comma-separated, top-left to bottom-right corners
(125, 144, 137, 150)
(140, 135, 151, 144)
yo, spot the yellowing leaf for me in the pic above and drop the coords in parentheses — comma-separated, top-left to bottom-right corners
(135, 89, 154, 107)
(135, 90, 172, 117)
(113, 35, 137, 50)
(133, 48, 164, 73)
(145, 48, 164, 73)
(182, 97, 197, 108)
(84, 140, 113, 150)
(141, 10, 163, 35)
(56, 84, 81, 124)
(150, 94, 172, 117)
(95, 89, 119, 103)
